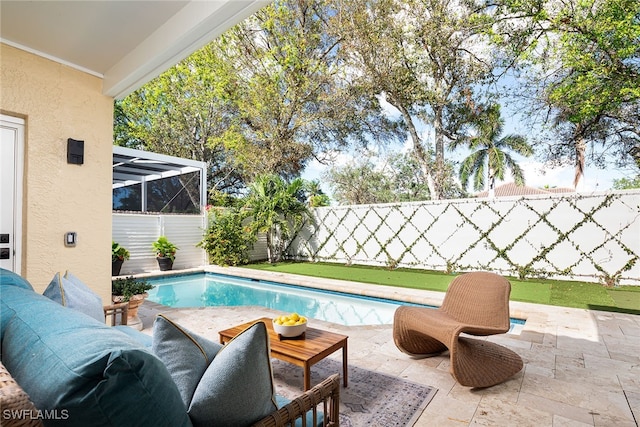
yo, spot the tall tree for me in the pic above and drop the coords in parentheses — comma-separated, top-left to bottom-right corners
(335, 0, 499, 199)
(304, 180, 331, 207)
(326, 157, 394, 205)
(452, 104, 532, 194)
(115, 44, 246, 195)
(212, 0, 401, 180)
(326, 149, 462, 204)
(493, 0, 640, 187)
(116, 0, 400, 197)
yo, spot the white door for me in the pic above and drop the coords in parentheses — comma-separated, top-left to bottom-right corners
(0, 115, 24, 273)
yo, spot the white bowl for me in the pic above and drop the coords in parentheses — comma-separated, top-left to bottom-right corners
(272, 319, 307, 338)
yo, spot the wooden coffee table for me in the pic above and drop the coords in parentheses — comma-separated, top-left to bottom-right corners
(219, 317, 348, 391)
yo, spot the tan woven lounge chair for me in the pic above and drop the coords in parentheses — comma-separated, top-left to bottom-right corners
(393, 271, 523, 388)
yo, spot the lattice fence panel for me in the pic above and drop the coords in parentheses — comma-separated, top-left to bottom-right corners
(288, 191, 640, 285)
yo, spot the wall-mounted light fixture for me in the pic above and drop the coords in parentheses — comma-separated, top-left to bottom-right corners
(67, 138, 84, 165)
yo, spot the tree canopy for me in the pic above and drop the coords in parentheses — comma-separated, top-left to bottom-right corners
(326, 149, 464, 205)
(116, 0, 400, 196)
(493, 0, 640, 187)
(115, 0, 640, 204)
(335, 0, 500, 199)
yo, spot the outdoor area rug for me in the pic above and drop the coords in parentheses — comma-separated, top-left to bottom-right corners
(271, 358, 438, 427)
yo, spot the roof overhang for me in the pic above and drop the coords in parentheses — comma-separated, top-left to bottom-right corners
(0, 1, 270, 99)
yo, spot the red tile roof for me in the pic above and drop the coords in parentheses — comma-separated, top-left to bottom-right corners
(475, 182, 575, 198)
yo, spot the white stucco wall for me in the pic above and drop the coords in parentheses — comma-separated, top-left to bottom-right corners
(1, 44, 114, 303)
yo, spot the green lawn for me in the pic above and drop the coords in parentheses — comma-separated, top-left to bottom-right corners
(242, 262, 640, 315)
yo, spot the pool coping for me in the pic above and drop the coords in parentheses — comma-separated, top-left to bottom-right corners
(131, 265, 598, 338)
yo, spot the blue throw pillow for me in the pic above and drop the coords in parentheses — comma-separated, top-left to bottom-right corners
(152, 314, 222, 407)
(43, 271, 104, 323)
(0, 268, 34, 291)
(0, 269, 34, 336)
(115, 325, 153, 348)
(0, 287, 191, 427)
(187, 321, 277, 427)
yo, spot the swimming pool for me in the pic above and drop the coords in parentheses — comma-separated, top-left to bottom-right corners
(146, 272, 525, 328)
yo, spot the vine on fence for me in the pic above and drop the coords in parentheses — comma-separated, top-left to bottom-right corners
(288, 192, 639, 284)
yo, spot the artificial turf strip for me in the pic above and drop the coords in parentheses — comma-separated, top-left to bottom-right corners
(246, 262, 453, 291)
(242, 262, 640, 314)
(605, 289, 640, 311)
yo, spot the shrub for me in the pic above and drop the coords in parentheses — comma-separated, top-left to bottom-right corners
(199, 208, 257, 266)
(112, 276, 154, 302)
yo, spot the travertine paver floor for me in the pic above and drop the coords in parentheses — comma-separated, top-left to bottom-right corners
(137, 267, 640, 427)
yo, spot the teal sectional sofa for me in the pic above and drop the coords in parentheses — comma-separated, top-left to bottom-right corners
(0, 269, 339, 427)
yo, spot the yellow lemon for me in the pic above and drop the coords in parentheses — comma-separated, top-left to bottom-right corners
(290, 313, 300, 321)
(284, 320, 296, 326)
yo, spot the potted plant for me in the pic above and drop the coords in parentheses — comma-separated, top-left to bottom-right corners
(152, 236, 178, 271)
(111, 241, 130, 276)
(112, 276, 154, 330)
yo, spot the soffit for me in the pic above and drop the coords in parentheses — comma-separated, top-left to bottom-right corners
(0, 0, 269, 99)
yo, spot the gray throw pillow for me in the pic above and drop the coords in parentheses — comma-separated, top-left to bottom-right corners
(152, 314, 223, 407)
(185, 321, 277, 427)
(43, 271, 104, 323)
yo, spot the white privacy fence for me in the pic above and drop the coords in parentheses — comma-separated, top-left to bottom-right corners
(113, 213, 208, 275)
(288, 191, 640, 285)
(113, 212, 269, 275)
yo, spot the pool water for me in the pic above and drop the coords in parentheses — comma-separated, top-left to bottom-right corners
(146, 272, 525, 328)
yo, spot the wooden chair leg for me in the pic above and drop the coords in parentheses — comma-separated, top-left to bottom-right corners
(103, 303, 129, 326)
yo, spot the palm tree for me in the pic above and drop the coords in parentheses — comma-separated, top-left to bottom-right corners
(453, 104, 533, 195)
(304, 180, 330, 207)
(244, 174, 311, 263)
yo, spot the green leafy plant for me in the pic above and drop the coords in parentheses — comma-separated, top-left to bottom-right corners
(112, 241, 130, 262)
(199, 208, 256, 266)
(152, 236, 178, 261)
(243, 175, 311, 263)
(112, 276, 154, 302)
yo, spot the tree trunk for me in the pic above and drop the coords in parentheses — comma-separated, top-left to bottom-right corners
(488, 169, 496, 199)
(433, 106, 446, 200)
(573, 124, 586, 189)
(266, 231, 274, 263)
(395, 103, 437, 199)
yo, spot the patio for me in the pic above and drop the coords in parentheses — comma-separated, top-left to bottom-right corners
(137, 266, 640, 426)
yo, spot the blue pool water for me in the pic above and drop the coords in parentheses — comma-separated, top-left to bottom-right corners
(146, 272, 525, 328)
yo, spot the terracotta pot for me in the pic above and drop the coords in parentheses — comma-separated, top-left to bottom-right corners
(112, 293, 148, 331)
(126, 293, 148, 318)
